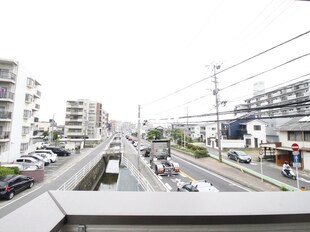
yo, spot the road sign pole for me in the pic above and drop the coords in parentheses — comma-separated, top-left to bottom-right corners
(259, 148, 264, 182)
(296, 166, 300, 189)
(260, 157, 263, 182)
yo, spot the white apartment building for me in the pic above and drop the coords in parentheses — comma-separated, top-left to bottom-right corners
(64, 99, 107, 140)
(0, 59, 41, 163)
(235, 79, 310, 142)
(241, 79, 310, 117)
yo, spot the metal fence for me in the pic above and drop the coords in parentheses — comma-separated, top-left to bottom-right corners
(57, 153, 103, 191)
(121, 156, 155, 192)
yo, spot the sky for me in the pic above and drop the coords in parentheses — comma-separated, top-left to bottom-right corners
(1, 0, 310, 125)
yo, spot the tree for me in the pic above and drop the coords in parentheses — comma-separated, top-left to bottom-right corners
(147, 129, 162, 140)
(43, 130, 49, 138)
(171, 128, 193, 146)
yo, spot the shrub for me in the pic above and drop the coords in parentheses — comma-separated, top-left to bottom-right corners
(194, 149, 209, 158)
(0, 166, 19, 177)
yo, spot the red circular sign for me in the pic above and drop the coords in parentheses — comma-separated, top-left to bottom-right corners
(291, 143, 299, 151)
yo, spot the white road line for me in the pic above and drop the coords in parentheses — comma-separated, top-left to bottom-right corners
(165, 183, 172, 191)
(172, 155, 253, 192)
(0, 185, 43, 210)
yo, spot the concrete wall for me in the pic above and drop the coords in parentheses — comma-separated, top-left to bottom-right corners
(74, 157, 107, 191)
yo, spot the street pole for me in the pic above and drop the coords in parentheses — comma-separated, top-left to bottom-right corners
(213, 65, 222, 162)
(137, 104, 141, 171)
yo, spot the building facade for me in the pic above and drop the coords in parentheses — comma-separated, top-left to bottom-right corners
(0, 59, 41, 162)
(64, 99, 107, 140)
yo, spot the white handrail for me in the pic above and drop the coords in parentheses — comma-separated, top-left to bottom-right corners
(121, 156, 155, 192)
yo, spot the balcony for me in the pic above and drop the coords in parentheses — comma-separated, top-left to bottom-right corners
(0, 111, 12, 121)
(0, 70, 16, 83)
(34, 90, 41, 98)
(0, 131, 10, 140)
(0, 91, 14, 102)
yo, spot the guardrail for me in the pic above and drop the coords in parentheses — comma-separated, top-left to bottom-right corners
(121, 156, 155, 192)
(209, 153, 300, 192)
(58, 153, 103, 191)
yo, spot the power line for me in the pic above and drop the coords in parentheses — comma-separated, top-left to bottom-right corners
(143, 29, 310, 108)
(220, 53, 310, 91)
(147, 72, 310, 121)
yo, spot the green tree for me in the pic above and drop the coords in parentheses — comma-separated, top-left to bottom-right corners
(43, 130, 49, 138)
(147, 129, 162, 140)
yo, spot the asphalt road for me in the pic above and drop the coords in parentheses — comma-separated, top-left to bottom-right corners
(0, 138, 113, 219)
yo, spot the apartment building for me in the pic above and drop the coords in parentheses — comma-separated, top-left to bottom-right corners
(235, 79, 310, 142)
(64, 99, 107, 140)
(0, 59, 41, 163)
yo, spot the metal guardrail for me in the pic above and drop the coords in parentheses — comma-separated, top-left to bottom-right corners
(209, 153, 300, 192)
(121, 156, 155, 192)
(58, 153, 103, 191)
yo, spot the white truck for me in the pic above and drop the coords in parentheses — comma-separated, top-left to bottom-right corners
(149, 139, 180, 176)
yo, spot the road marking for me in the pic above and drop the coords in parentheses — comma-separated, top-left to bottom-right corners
(0, 185, 43, 211)
(165, 183, 172, 191)
(157, 175, 163, 180)
(172, 155, 254, 192)
(179, 170, 196, 181)
(299, 177, 310, 183)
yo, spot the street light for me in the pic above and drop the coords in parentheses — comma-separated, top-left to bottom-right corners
(213, 64, 222, 162)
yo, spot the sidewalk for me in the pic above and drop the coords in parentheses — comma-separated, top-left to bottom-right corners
(171, 148, 281, 192)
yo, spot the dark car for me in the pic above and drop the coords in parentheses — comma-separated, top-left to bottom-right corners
(227, 150, 252, 163)
(45, 147, 71, 156)
(0, 174, 34, 200)
(141, 146, 151, 157)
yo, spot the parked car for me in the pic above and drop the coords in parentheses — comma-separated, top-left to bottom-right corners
(22, 154, 50, 166)
(35, 149, 58, 163)
(141, 146, 151, 157)
(227, 150, 252, 163)
(177, 180, 219, 192)
(35, 153, 56, 164)
(14, 157, 44, 169)
(45, 147, 71, 156)
(0, 174, 34, 200)
(36, 142, 50, 149)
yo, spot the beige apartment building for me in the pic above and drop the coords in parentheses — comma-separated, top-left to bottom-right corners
(64, 99, 108, 140)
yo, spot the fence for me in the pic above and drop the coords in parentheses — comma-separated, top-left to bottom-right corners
(121, 156, 154, 192)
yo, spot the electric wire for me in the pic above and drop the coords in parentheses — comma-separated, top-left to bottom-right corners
(143, 29, 310, 108)
(220, 53, 310, 91)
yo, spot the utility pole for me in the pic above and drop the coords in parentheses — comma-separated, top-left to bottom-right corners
(213, 65, 222, 162)
(137, 104, 141, 171)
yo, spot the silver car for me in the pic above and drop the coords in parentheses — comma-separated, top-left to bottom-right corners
(14, 157, 44, 169)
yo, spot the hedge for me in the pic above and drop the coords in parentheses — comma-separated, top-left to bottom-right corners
(0, 167, 19, 177)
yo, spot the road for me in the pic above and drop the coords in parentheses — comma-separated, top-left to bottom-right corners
(215, 148, 310, 190)
(126, 138, 253, 192)
(0, 137, 113, 219)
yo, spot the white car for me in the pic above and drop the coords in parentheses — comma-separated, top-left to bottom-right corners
(35, 150, 58, 163)
(35, 152, 57, 163)
(177, 180, 219, 192)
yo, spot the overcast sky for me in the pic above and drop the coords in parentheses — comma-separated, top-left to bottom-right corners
(1, 0, 310, 125)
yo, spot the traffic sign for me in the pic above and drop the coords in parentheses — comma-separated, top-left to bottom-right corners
(293, 155, 300, 163)
(291, 143, 299, 151)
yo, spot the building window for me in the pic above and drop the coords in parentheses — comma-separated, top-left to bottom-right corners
(304, 132, 310, 142)
(254, 125, 261, 131)
(22, 127, 30, 135)
(20, 143, 29, 152)
(288, 131, 302, 141)
(23, 110, 32, 119)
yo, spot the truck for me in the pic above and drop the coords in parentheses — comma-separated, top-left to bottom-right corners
(149, 139, 180, 176)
